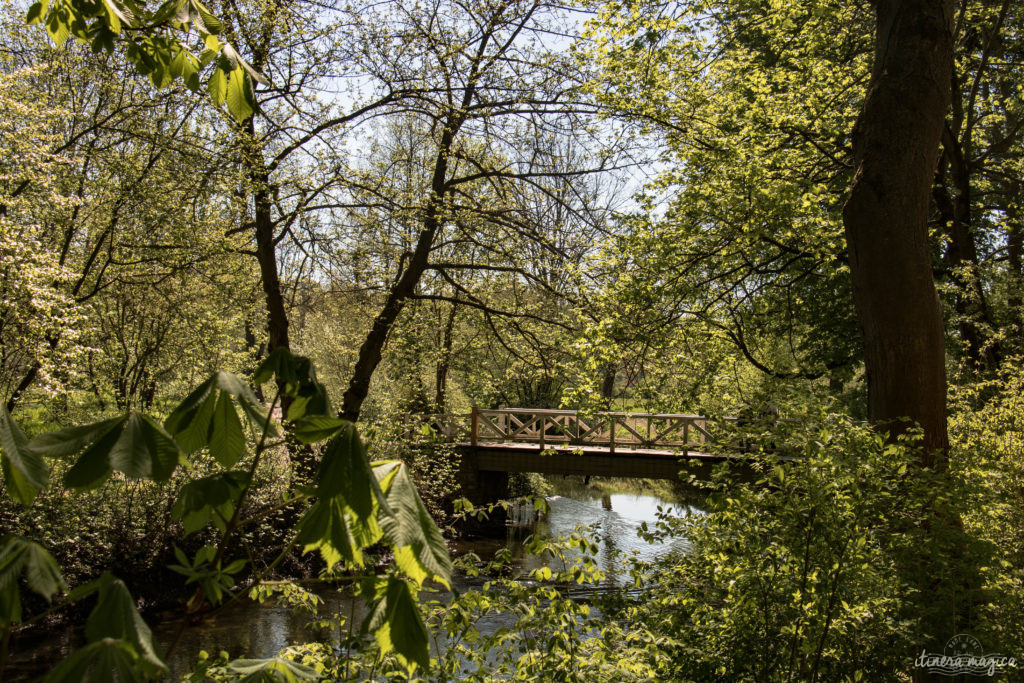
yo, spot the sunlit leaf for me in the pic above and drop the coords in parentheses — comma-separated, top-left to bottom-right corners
(228, 656, 319, 682)
(208, 67, 227, 106)
(226, 67, 254, 122)
(25, 0, 48, 24)
(375, 461, 453, 588)
(295, 496, 368, 568)
(364, 576, 429, 671)
(189, 0, 222, 34)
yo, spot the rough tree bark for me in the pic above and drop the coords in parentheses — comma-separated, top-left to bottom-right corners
(842, 0, 954, 465)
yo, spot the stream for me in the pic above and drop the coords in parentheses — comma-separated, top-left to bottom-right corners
(7, 477, 705, 679)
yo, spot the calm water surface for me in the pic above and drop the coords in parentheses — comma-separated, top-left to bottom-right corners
(8, 477, 704, 678)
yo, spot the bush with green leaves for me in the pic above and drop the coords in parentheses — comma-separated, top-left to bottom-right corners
(187, 527, 613, 682)
(580, 417, 991, 681)
(0, 348, 451, 680)
(950, 359, 1024, 653)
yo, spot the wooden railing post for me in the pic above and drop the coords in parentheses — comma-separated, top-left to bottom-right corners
(539, 414, 545, 449)
(609, 415, 615, 454)
(471, 406, 479, 447)
(683, 420, 689, 458)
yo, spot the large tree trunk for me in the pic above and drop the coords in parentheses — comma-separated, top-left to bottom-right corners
(842, 0, 954, 466)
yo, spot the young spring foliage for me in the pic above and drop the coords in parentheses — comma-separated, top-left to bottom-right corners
(24, 0, 264, 122)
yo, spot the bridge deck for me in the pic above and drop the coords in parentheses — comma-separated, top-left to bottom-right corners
(415, 407, 790, 482)
(457, 440, 792, 481)
(459, 441, 725, 460)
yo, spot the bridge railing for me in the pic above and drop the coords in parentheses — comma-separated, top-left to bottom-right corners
(398, 413, 471, 442)
(469, 407, 739, 455)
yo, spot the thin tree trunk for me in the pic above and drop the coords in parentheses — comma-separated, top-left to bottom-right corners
(1006, 184, 1022, 338)
(338, 20, 495, 423)
(434, 300, 459, 412)
(247, 124, 290, 357)
(842, 0, 954, 465)
(939, 128, 999, 369)
(340, 115, 473, 422)
(339, 182, 446, 422)
(5, 361, 40, 412)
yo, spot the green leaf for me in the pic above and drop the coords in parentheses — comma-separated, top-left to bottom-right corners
(316, 426, 380, 517)
(164, 371, 271, 457)
(107, 414, 180, 481)
(293, 427, 387, 565)
(62, 424, 122, 490)
(45, 8, 69, 44)
(25, 0, 48, 24)
(253, 349, 330, 420)
(208, 67, 227, 106)
(0, 406, 48, 505)
(46, 413, 181, 489)
(85, 574, 166, 674)
(21, 541, 66, 601)
(163, 376, 217, 453)
(292, 416, 349, 444)
(45, 639, 146, 682)
(102, 0, 135, 33)
(294, 497, 366, 568)
(172, 471, 248, 534)
(150, 0, 185, 24)
(225, 67, 255, 123)
(0, 578, 20, 626)
(375, 461, 453, 588)
(253, 348, 308, 392)
(214, 371, 273, 432)
(28, 416, 125, 458)
(286, 381, 330, 421)
(228, 656, 319, 682)
(210, 390, 245, 467)
(365, 576, 429, 671)
(189, 0, 222, 34)
(0, 536, 66, 625)
(221, 43, 268, 85)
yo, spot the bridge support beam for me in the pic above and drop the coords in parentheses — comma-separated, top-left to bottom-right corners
(457, 448, 512, 535)
(460, 444, 698, 480)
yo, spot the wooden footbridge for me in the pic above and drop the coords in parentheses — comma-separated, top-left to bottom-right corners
(414, 408, 786, 501)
